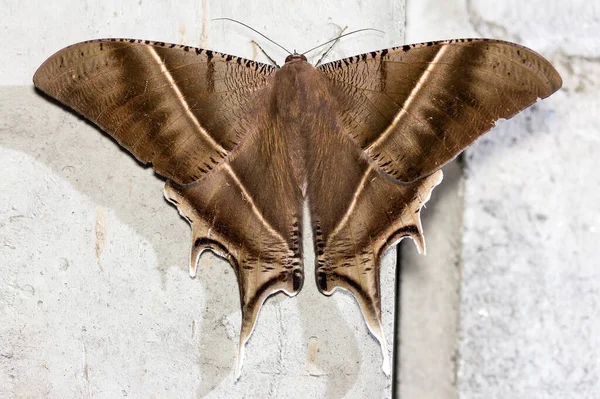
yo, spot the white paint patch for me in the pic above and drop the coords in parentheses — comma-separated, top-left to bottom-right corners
(94, 206, 106, 271)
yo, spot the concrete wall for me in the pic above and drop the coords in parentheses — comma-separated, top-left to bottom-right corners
(455, 1, 600, 398)
(1, 0, 598, 398)
(402, 1, 600, 398)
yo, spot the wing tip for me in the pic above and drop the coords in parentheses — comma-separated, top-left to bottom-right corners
(546, 67, 563, 97)
(381, 351, 391, 377)
(32, 63, 54, 97)
(234, 338, 247, 381)
(32, 68, 42, 88)
(32, 50, 53, 90)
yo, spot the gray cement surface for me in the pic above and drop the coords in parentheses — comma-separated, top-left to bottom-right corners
(406, 1, 600, 398)
(2, 0, 599, 398)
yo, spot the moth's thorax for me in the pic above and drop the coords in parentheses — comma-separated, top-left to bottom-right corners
(274, 60, 331, 116)
(272, 59, 335, 193)
(284, 54, 307, 63)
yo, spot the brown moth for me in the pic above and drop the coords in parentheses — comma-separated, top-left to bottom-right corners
(33, 37, 562, 377)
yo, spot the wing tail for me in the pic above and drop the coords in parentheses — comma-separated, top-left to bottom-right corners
(311, 156, 442, 369)
(164, 148, 303, 377)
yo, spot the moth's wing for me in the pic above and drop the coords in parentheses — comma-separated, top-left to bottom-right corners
(312, 39, 561, 372)
(319, 39, 562, 183)
(34, 38, 277, 184)
(307, 116, 442, 374)
(35, 39, 299, 378)
(164, 85, 304, 378)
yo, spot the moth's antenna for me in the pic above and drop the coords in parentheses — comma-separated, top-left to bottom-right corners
(213, 18, 292, 55)
(315, 26, 348, 67)
(301, 28, 384, 57)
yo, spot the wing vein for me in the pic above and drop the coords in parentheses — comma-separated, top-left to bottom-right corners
(223, 163, 288, 248)
(329, 164, 375, 240)
(146, 46, 227, 154)
(368, 45, 447, 151)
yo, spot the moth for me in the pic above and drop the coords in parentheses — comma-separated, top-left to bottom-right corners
(33, 36, 561, 377)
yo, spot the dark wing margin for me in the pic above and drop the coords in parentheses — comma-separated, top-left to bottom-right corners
(33, 38, 277, 184)
(318, 39, 562, 183)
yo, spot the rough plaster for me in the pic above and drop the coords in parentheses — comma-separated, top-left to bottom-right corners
(395, 2, 477, 398)
(402, 1, 600, 398)
(457, 1, 600, 398)
(1, 0, 598, 398)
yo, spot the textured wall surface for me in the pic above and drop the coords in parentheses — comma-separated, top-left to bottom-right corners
(1, 0, 598, 398)
(458, 1, 600, 398)
(396, 2, 472, 397)
(403, 1, 600, 398)
(0, 0, 404, 398)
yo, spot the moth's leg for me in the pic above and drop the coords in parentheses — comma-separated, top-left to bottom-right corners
(250, 40, 280, 68)
(314, 25, 347, 67)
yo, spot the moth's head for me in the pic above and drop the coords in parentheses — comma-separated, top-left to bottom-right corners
(284, 53, 308, 64)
